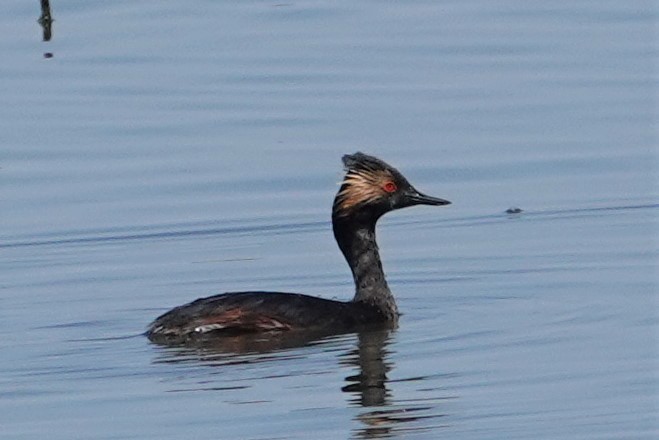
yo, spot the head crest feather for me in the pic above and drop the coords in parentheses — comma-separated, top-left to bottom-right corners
(334, 152, 401, 215)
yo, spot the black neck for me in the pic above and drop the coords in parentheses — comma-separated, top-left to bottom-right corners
(332, 212, 398, 320)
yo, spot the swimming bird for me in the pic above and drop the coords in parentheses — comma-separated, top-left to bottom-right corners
(147, 152, 450, 342)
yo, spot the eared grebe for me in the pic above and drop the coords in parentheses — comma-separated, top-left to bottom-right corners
(147, 152, 450, 342)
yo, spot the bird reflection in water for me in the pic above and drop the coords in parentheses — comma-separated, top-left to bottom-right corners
(340, 330, 448, 439)
(151, 329, 448, 438)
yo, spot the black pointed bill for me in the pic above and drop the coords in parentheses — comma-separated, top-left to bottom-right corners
(407, 190, 451, 206)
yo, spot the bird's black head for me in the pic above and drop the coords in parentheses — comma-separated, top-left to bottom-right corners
(332, 152, 450, 222)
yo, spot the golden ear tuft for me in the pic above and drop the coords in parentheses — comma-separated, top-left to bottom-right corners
(335, 169, 395, 213)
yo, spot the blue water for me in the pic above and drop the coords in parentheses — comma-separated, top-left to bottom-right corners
(1, 1, 656, 439)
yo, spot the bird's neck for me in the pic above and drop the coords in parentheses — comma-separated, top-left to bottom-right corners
(332, 213, 398, 320)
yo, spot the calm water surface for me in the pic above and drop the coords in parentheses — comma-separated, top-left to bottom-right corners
(2, 1, 657, 439)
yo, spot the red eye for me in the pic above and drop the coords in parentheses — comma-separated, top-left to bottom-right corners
(383, 181, 397, 193)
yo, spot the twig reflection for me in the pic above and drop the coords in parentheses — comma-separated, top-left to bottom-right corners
(38, 0, 54, 42)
